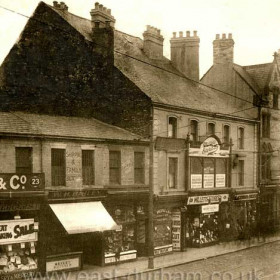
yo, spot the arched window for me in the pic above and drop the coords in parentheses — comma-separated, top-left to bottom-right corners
(238, 127, 244, 149)
(168, 117, 177, 138)
(207, 123, 215, 135)
(190, 120, 198, 142)
(223, 125, 230, 145)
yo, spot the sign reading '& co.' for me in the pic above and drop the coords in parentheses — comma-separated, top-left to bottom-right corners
(0, 173, 44, 192)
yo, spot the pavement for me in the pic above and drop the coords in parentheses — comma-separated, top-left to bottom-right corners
(67, 232, 280, 279)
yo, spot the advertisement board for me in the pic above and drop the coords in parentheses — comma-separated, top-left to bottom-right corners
(191, 174, 202, 189)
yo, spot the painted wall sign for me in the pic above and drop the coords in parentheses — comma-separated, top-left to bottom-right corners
(48, 189, 106, 200)
(0, 202, 40, 212)
(235, 193, 258, 201)
(201, 204, 219, 213)
(0, 219, 38, 245)
(46, 255, 81, 272)
(189, 137, 229, 158)
(187, 194, 229, 205)
(0, 174, 44, 192)
(191, 174, 202, 189)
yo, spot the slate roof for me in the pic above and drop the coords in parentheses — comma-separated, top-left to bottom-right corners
(0, 111, 145, 141)
(48, 3, 252, 117)
(243, 63, 273, 91)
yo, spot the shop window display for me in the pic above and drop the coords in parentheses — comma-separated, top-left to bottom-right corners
(0, 213, 39, 276)
(187, 212, 219, 247)
(154, 209, 172, 248)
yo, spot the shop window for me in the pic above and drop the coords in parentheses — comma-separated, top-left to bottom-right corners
(51, 149, 66, 186)
(262, 113, 270, 138)
(223, 125, 230, 145)
(134, 152, 145, 184)
(168, 157, 178, 189)
(238, 127, 244, 149)
(190, 157, 228, 189)
(207, 123, 215, 135)
(190, 120, 198, 142)
(273, 93, 279, 109)
(238, 160, 244, 186)
(168, 117, 177, 138)
(16, 147, 32, 173)
(109, 151, 121, 184)
(82, 150, 95, 185)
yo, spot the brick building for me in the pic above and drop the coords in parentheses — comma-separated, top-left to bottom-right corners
(202, 35, 280, 232)
(0, 0, 261, 274)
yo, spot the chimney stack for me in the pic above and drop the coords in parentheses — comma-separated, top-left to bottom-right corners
(143, 25, 164, 59)
(53, 1, 68, 11)
(90, 2, 116, 28)
(213, 33, 234, 65)
(170, 30, 200, 81)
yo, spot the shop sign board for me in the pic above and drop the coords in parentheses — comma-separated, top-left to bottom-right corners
(0, 174, 44, 192)
(235, 193, 258, 201)
(48, 189, 106, 200)
(216, 174, 226, 188)
(191, 174, 202, 189)
(187, 194, 229, 205)
(172, 211, 181, 251)
(0, 219, 38, 245)
(189, 137, 229, 158)
(201, 204, 219, 214)
(203, 174, 214, 188)
(154, 244, 173, 256)
(46, 254, 81, 272)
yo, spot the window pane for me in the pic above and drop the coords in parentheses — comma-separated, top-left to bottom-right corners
(208, 123, 215, 135)
(168, 117, 177, 138)
(190, 120, 198, 141)
(134, 152, 144, 184)
(82, 150, 94, 185)
(238, 160, 244, 186)
(16, 147, 32, 173)
(238, 128, 244, 149)
(204, 158, 214, 174)
(109, 151, 120, 184)
(168, 158, 178, 189)
(51, 149, 66, 186)
(223, 125, 230, 144)
(191, 158, 203, 174)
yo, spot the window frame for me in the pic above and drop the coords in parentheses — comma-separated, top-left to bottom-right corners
(167, 157, 178, 189)
(134, 152, 145, 184)
(15, 147, 33, 174)
(168, 116, 178, 138)
(51, 148, 66, 187)
(207, 122, 215, 135)
(238, 160, 245, 186)
(237, 127, 245, 149)
(223, 124, 230, 145)
(109, 151, 121, 185)
(82, 150, 95, 185)
(190, 119, 199, 142)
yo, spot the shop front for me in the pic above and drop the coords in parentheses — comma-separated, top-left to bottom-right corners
(232, 191, 258, 240)
(0, 173, 45, 280)
(45, 189, 119, 271)
(185, 193, 229, 247)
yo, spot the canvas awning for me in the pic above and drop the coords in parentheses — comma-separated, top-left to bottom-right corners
(49, 201, 118, 234)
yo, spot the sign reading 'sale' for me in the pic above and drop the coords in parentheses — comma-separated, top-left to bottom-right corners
(0, 173, 44, 192)
(0, 219, 38, 245)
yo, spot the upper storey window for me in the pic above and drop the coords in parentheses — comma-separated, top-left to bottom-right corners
(207, 123, 215, 135)
(190, 120, 198, 142)
(168, 117, 177, 138)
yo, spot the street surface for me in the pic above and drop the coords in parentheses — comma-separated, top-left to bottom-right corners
(121, 241, 280, 280)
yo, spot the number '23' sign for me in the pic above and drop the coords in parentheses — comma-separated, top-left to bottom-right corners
(0, 173, 44, 192)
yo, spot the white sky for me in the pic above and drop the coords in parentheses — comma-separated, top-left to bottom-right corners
(0, 0, 279, 77)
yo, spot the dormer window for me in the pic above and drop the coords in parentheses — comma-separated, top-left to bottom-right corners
(168, 117, 177, 138)
(207, 123, 215, 135)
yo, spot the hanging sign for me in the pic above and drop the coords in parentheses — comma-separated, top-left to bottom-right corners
(201, 204, 219, 213)
(235, 193, 258, 201)
(0, 219, 38, 245)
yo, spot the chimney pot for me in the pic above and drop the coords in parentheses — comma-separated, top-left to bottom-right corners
(193, 30, 197, 37)
(99, 4, 103, 10)
(216, 34, 220, 39)
(53, 1, 58, 7)
(157, 29, 161, 35)
(179, 31, 183, 37)
(173, 32, 176, 38)
(108, 8, 111, 15)
(186, 31, 190, 37)
(95, 2, 99, 9)
(228, 33, 232, 39)
(222, 33, 226, 39)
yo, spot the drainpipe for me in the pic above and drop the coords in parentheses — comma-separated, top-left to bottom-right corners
(148, 105, 154, 269)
